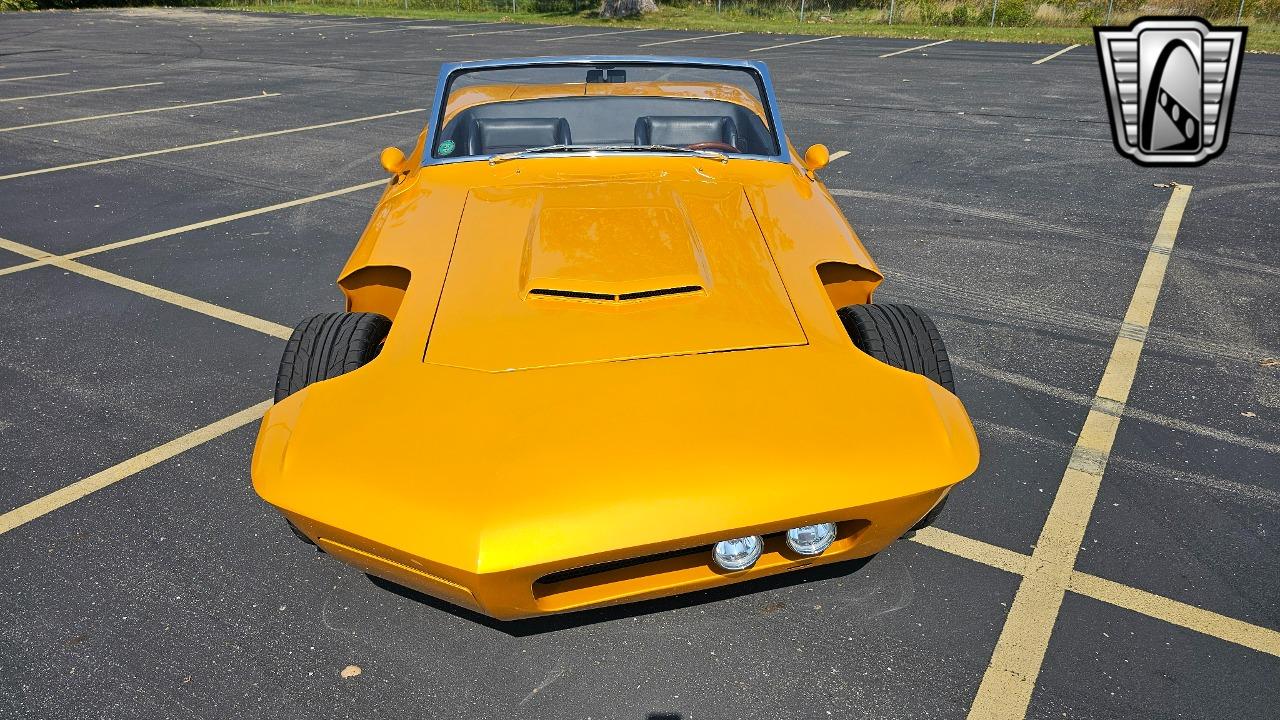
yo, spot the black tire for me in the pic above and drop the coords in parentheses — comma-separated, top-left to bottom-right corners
(911, 495, 948, 531)
(274, 312, 391, 402)
(837, 303, 955, 394)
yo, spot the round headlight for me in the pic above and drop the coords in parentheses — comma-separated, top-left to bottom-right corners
(712, 535, 763, 571)
(785, 523, 838, 556)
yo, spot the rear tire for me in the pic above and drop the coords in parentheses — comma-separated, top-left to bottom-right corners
(836, 303, 955, 393)
(274, 312, 391, 402)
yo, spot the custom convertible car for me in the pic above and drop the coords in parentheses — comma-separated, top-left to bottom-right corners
(252, 57, 979, 620)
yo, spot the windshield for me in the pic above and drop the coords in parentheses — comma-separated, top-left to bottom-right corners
(430, 62, 782, 161)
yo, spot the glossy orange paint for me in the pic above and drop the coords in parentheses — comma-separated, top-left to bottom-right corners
(251, 89, 979, 621)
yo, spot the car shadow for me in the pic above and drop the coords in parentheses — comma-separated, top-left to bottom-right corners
(364, 555, 876, 637)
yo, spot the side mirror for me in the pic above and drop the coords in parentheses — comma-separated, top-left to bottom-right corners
(803, 144, 830, 179)
(380, 146, 408, 175)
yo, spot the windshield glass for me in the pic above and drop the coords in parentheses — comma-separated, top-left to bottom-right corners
(430, 62, 782, 160)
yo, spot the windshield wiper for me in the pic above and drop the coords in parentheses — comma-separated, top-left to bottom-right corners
(488, 143, 728, 164)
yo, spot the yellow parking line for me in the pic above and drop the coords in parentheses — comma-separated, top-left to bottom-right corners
(749, 35, 842, 53)
(879, 39, 952, 58)
(0, 236, 291, 339)
(0, 72, 71, 83)
(0, 108, 423, 182)
(0, 401, 271, 536)
(0, 81, 163, 103)
(638, 31, 742, 47)
(1032, 44, 1081, 65)
(0, 92, 281, 133)
(966, 184, 1192, 720)
(1068, 571, 1280, 657)
(366, 25, 446, 34)
(0, 178, 385, 278)
(910, 527, 1280, 659)
(829, 150, 851, 162)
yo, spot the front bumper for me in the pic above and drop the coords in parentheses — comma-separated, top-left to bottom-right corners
(283, 486, 948, 621)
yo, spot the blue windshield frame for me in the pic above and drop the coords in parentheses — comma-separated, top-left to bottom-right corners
(422, 56, 791, 166)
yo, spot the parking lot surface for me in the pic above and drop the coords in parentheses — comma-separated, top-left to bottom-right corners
(0, 9, 1276, 719)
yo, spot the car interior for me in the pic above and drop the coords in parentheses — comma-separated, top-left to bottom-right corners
(435, 96, 779, 158)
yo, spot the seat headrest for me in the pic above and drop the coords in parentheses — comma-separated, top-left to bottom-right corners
(469, 117, 572, 155)
(634, 116, 738, 148)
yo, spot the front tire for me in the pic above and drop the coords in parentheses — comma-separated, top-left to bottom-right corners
(837, 303, 955, 393)
(274, 312, 391, 402)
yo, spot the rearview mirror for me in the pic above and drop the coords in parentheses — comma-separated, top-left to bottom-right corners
(803, 144, 830, 178)
(380, 146, 408, 175)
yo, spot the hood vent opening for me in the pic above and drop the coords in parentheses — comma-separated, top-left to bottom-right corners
(528, 285, 703, 302)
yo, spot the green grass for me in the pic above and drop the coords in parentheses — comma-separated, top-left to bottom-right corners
(219, 1, 1279, 52)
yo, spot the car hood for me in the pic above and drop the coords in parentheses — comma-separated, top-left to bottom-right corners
(423, 179, 806, 371)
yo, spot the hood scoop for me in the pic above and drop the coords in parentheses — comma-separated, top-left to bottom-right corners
(527, 285, 703, 302)
(424, 181, 807, 372)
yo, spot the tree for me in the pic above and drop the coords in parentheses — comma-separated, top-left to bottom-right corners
(599, 0, 657, 18)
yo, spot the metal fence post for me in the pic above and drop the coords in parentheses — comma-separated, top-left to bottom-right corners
(1105, 0, 1113, 24)
(799, 0, 805, 22)
(989, 0, 998, 26)
(1236, 0, 1246, 23)
(887, 0, 895, 25)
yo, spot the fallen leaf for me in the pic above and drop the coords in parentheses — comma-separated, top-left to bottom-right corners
(1241, 411, 1256, 417)
(1261, 358, 1279, 367)
(340, 665, 361, 679)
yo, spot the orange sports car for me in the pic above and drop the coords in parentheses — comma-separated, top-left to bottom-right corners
(251, 57, 979, 621)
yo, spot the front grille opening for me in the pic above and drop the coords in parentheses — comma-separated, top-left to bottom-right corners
(528, 285, 703, 302)
(532, 520, 871, 607)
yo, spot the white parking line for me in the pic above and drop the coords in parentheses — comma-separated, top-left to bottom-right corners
(879, 39, 952, 58)
(297, 20, 407, 31)
(0, 72, 71, 83)
(537, 28, 653, 42)
(367, 25, 448, 34)
(0, 81, 163, 104)
(447, 24, 571, 38)
(749, 35, 841, 53)
(0, 178, 386, 278)
(0, 108, 423, 182)
(638, 31, 742, 47)
(1032, 43, 1081, 65)
(0, 92, 280, 133)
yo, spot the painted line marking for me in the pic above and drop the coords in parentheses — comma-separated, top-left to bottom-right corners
(0, 178, 386, 278)
(879, 39, 952, 58)
(0, 236, 292, 339)
(0, 92, 280, 133)
(0, 72, 71, 83)
(1032, 43, 1081, 65)
(965, 184, 1192, 720)
(447, 25, 571, 38)
(1067, 571, 1280, 657)
(0, 81, 163, 104)
(0, 108, 423, 182)
(367, 25, 447, 34)
(749, 35, 842, 53)
(638, 31, 742, 47)
(0, 401, 271, 536)
(829, 150, 850, 162)
(537, 28, 653, 42)
(297, 20, 409, 30)
(910, 527, 1280, 658)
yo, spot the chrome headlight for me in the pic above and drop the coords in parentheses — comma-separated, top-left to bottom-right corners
(712, 535, 763, 571)
(785, 523, 837, 556)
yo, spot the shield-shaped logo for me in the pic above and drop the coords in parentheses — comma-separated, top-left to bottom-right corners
(1095, 17, 1247, 166)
